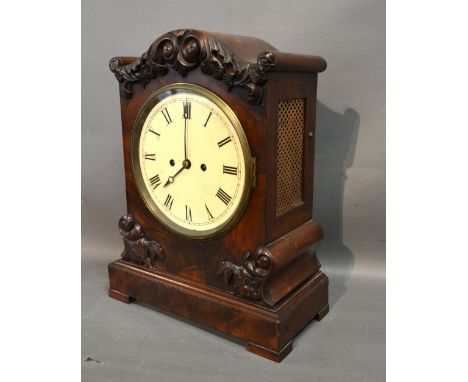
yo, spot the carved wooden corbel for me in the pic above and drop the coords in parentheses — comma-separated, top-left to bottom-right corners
(119, 214, 164, 269)
(217, 247, 273, 302)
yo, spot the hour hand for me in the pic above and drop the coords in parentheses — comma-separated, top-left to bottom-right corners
(163, 167, 183, 188)
(163, 160, 191, 187)
(163, 176, 175, 188)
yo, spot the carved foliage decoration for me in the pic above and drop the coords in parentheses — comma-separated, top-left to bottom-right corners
(217, 247, 273, 302)
(119, 214, 164, 269)
(109, 29, 276, 105)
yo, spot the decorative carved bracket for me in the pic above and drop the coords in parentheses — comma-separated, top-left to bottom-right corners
(109, 29, 276, 105)
(119, 214, 164, 269)
(217, 247, 273, 302)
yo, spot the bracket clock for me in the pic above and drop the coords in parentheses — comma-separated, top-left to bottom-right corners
(108, 29, 328, 362)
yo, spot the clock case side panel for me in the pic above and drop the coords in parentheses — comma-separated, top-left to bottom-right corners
(252, 71, 325, 306)
(265, 71, 319, 241)
(117, 69, 268, 287)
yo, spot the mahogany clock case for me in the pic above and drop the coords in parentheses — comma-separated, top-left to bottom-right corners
(107, 29, 328, 362)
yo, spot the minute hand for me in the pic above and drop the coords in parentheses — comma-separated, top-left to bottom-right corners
(183, 100, 191, 160)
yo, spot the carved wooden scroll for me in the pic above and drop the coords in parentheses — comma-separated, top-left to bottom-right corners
(218, 220, 324, 306)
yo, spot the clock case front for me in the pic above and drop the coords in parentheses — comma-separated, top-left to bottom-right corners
(108, 29, 328, 362)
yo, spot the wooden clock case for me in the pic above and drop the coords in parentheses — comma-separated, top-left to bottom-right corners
(108, 29, 328, 362)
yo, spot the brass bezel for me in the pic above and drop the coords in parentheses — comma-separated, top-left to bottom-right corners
(131, 83, 253, 240)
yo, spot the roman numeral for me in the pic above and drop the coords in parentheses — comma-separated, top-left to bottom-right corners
(223, 165, 238, 175)
(149, 174, 161, 189)
(205, 204, 214, 220)
(216, 188, 232, 205)
(217, 136, 232, 148)
(145, 153, 156, 161)
(148, 128, 160, 137)
(183, 101, 191, 119)
(161, 108, 172, 125)
(203, 111, 212, 127)
(185, 205, 192, 221)
(164, 194, 174, 210)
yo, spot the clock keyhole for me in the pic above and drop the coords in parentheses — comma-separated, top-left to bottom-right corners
(170, 159, 175, 166)
(201, 164, 207, 171)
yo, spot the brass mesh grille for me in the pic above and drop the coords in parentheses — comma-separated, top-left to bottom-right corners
(276, 98, 305, 216)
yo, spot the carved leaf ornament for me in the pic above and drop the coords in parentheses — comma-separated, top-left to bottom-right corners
(109, 29, 276, 105)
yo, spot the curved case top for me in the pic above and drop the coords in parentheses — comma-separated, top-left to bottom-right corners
(109, 28, 327, 105)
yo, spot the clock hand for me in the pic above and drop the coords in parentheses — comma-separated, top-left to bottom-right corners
(163, 166, 184, 188)
(163, 159, 191, 188)
(183, 100, 190, 160)
(184, 117, 188, 160)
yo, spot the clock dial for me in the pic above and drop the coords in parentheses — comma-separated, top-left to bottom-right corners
(133, 84, 252, 239)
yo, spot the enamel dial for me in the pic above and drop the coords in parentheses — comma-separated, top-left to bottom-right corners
(132, 84, 253, 239)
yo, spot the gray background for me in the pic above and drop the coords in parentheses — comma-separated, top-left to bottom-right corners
(82, 0, 385, 380)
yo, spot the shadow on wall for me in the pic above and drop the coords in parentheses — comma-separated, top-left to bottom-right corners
(313, 101, 360, 308)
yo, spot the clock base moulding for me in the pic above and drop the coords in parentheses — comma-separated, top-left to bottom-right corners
(108, 260, 328, 362)
(108, 215, 329, 362)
